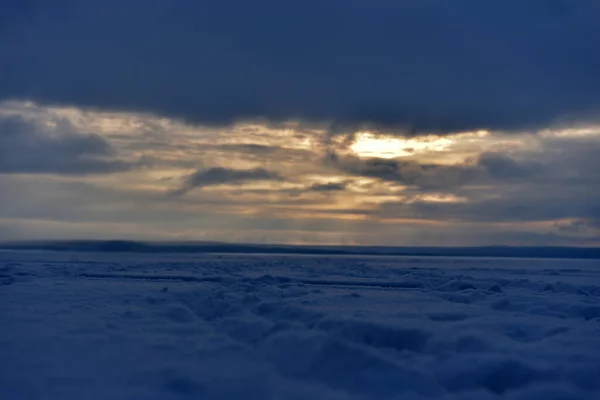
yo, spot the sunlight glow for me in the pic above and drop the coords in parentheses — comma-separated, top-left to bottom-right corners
(350, 132, 455, 158)
(540, 126, 600, 138)
(415, 194, 468, 203)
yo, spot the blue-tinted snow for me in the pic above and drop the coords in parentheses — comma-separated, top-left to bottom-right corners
(1, 251, 599, 399)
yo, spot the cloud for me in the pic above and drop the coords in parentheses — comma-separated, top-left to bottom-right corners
(476, 152, 541, 179)
(210, 143, 316, 165)
(329, 151, 539, 189)
(0, 115, 132, 174)
(1, 1, 599, 133)
(0, 99, 598, 246)
(334, 134, 600, 234)
(175, 167, 284, 195)
(308, 181, 349, 192)
(373, 181, 600, 230)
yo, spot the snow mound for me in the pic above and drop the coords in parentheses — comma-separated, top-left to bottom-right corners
(1, 251, 600, 399)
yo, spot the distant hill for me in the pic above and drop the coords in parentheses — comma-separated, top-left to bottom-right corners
(1, 240, 600, 259)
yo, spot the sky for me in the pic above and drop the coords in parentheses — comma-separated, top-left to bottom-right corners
(1, 0, 600, 246)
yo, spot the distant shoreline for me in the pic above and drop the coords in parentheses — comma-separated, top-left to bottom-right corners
(1, 240, 600, 260)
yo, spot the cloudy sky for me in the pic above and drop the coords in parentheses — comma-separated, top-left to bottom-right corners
(1, 0, 599, 246)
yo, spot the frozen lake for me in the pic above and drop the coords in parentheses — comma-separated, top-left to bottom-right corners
(1, 251, 600, 399)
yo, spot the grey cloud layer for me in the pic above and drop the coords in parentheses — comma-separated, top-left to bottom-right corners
(175, 167, 284, 194)
(308, 182, 349, 192)
(0, 115, 132, 174)
(328, 151, 541, 190)
(1, 1, 599, 132)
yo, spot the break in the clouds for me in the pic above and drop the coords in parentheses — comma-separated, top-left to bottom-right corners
(1, 0, 600, 132)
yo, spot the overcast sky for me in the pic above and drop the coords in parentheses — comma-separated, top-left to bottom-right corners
(1, 1, 599, 246)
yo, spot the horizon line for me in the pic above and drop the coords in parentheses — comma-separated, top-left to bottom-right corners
(1, 239, 600, 260)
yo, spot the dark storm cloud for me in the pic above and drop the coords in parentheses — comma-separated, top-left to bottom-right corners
(175, 167, 284, 194)
(1, 1, 599, 133)
(0, 115, 131, 174)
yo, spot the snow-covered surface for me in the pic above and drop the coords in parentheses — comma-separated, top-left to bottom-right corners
(1, 251, 600, 400)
